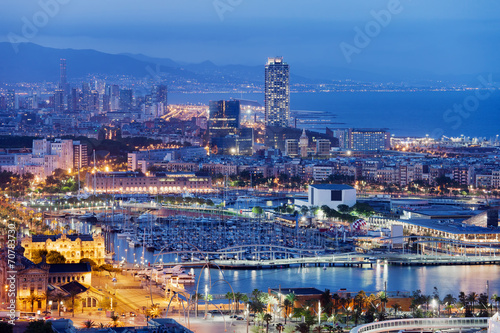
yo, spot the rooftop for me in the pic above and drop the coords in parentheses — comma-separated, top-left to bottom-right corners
(60, 281, 88, 295)
(49, 263, 91, 273)
(31, 234, 94, 242)
(270, 287, 324, 296)
(310, 184, 354, 190)
(399, 218, 500, 235)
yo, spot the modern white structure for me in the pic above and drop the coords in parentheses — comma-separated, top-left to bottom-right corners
(296, 184, 356, 210)
(490, 313, 500, 333)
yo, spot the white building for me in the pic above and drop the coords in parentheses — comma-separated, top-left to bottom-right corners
(296, 184, 356, 210)
(489, 313, 500, 333)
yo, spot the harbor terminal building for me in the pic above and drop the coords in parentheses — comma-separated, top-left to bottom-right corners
(295, 184, 357, 210)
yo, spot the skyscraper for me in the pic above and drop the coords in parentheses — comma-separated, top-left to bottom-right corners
(152, 84, 168, 105)
(119, 89, 133, 111)
(6, 90, 15, 110)
(265, 57, 290, 128)
(54, 89, 64, 113)
(208, 100, 240, 138)
(59, 59, 69, 95)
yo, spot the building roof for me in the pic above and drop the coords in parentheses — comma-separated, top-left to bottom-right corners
(60, 281, 88, 294)
(49, 263, 91, 273)
(310, 184, 354, 190)
(399, 218, 500, 235)
(270, 287, 324, 296)
(31, 234, 94, 242)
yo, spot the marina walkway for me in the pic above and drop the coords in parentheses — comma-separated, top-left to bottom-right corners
(349, 317, 489, 333)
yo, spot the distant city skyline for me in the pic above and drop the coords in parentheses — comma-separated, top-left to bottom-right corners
(0, 0, 499, 79)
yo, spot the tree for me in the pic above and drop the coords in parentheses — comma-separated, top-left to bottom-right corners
(467, 292, 478, 316)
(82, 320, 96, 329)
(52, 292, 66, 317)
(442, 294, 457, 316)
(41, 290, 52, 314)
(225, 292, 234, 312)
(283, 299, 292, 324)
(79, 258, 97, 269)
(321, 289, 334, 316)
(378, 291, 388, 314)
(67, 289, 81, 317)
(26, 293, 41, 312)
(46, 250, 66, 264)
(110, 315, 120, 327)
(492, 294, 500, 313)
(252, 206, 264, 216)
(391, 303, 402, 317)
(25, 320, 53, 333)
(263, 313, 272, 333)
(31, 249, 48, 264)
(337, 204, 350, 214)
(295, 322, 310, 333)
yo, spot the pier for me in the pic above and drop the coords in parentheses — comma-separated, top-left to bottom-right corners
(152, 252, 500, 269)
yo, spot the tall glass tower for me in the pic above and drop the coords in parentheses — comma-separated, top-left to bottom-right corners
(265, 57, 290, 127)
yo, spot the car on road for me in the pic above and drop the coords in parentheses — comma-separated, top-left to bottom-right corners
(129, 312, 136, 317)
(121, 312, 126, 318)
(236, 316, 244, 321)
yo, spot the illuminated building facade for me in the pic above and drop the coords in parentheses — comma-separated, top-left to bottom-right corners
(21, 234, 106, 265)
(88, 171, 212, 194)
(265, 57, 290, 127)
(209, 100, 240, 137)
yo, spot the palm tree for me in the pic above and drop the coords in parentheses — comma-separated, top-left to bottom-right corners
(283, 299, 292, 324)
(284, 292, 297, 323)
(442, 294, 457, 316)
(378, 291, 388, 314)
(492, 294, 500, 313)
(263, 313, 272, 333)
(468, 292, 478, 316)
(192, 292, 203, 317)
(67, 289, 81, 317)
(82, 320, 95, 329)
(26, 293, 41, 312)
(52, 292, 66, 317)
(295, 322, 309, 333)
(225, 292, 234, 312)
(40, 291, 51, 314)
(110, 315, 120, 327)
(391, 303, 402, 317)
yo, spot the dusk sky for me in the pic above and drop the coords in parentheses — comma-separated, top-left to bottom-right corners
(1, 0, 499, 76)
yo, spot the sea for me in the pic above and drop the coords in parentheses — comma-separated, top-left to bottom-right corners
(169, 91, 500, 138)
(107, 233, 500, 297)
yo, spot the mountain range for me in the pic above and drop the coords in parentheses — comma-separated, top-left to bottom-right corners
(0, 42, 494, 85)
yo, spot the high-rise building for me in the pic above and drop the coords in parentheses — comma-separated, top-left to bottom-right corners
(54, 89, 64, 113)
(299, 129, 308, 158)
(119, 89, 133, 111)
(285, 139, 299, 157)
(208, 100, 240, 138)
(59, 59, 69, 95)
(265, 57, 290, 127)
(69, 88, 79, 111)
(73, 141, 88, 170)
(152, 84, 168, 105)
(106, 84, 120, 111)
(349, 129, 390, 151)
(6, 90, 15, 110)
(316, 139, 331, 156)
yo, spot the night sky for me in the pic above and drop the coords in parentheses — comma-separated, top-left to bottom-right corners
(1, 0, 499, 76)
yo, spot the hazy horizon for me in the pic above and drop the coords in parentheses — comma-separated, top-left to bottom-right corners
(1, 0, 499, 77)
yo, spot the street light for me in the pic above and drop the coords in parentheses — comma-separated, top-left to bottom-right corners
(204, 284, 208, 319)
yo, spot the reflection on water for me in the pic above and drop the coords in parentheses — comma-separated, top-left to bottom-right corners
(107, 230, 500, 297)
(184, 265, 500, 297)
